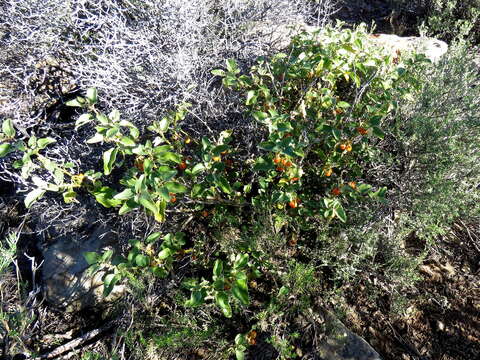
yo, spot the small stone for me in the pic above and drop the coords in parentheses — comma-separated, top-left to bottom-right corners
(436, 320, 445, 331)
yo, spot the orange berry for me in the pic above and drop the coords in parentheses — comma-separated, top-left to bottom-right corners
(356, 127, 368, 135)
(290, 177, 300, 182)
(288, 236, 298, 246)
(348, 181, 357, 189)
(331, 187, 341, 196)
(346, 144, 352, 152)
(339, 143, 347, 151)
(324, 168, 333, 177)
(169, 193, 177, 203)
(201, 210, 209, 217)
(246, 330, 257, 345)
(276, 166, 285, 172)
(134, 158, 144, 172)
(273, 156, 281, 164)
(288, 199, 298, 208)
(178, 161, 187, 170)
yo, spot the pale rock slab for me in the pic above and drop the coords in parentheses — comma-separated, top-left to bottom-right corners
(41, 226, 125, 312)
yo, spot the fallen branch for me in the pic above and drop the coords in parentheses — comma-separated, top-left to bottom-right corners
(31, 321, 115, 359)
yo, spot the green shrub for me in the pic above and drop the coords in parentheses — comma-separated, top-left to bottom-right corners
(4, 21, 477, 358)
(424, 0, 480, 43)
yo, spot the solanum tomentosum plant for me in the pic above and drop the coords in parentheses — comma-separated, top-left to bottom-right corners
(0, 24, 426, 327)
(213, 23, 425, 226)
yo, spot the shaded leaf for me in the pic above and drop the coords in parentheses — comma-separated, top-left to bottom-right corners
(25, 188, 45, 208)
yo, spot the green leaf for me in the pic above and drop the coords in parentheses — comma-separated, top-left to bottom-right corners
(215, 291, 232, 318)
(113, 188, 134, 200)
(186, 289, 206, 307)
(337, 101, 350, 109)
(156, 152, 182, 164)
(157, 186, 171, 202)
(103, 148, 118, 175)
(2, 119, 15, 138)
(157, 248, 173, 260)
(75, 114, 94, 129)
(252, 111, 269, 123)
(191, 183, 204, 198)
(146, 232, 162, 243)
(119, 200, 137, 215)
(245, 90, 257, 105)
(165, 182, 187, 194)
(0, 143, 12, 158)
(191, 163, 205, 176)
(236, 349, 246, 360)
(109, 109, 120, 122)
(226, 59, 239, 74)
(139, 195, 158, 215)
(216, 176, 232, 194)
(212, 144, 229, 156)
(103, 273, 121, 297)
(253, 158, 274, 172)
(83, 252, 100, 265)
(86, 133, 104, 144)
(92, 187, 123, 208)
(135, 174, 145, 193)
(63, 190, 77, 203)
(201, 137, 211, 151)
(65, 97, 86, 107)
(130, 127, 140, 139)
(232, 281, 249, 305)
(119, 136, 136, 147)
(86, 88, 98, 104)
(213, 259, 224, 277)
(28, 136, 37, 148)
(331, 128, 341, 140)
(211, 69, 226, 76)
(24, 188, 46, 208)
(151, 266, 168, 278)
(139, 194, 165, 222)
(101, 250, 113, 262)
(153, 145, 173, 154)
(96, 113, 109, 125)
(105, 127, 119, 138)
(372, 126, 385, 139)
(159, 117, 169, 132)
(157, 166, 177, 181)
(233, 254, 249, 269)
(333, 206, 347, 223)
(135, 254, 150, 267)
(37, 137, 56, 150)
(161, 232, 186, 251)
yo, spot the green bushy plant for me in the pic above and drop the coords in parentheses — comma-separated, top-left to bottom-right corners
(424, 0, 480, 43)
(2, 22, 457, 358)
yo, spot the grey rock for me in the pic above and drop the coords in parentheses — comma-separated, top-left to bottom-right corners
(317, 309, 382, 360)
(41, 226, 125, 312)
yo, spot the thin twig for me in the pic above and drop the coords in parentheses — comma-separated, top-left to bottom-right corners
(32, 321, 115, 359)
